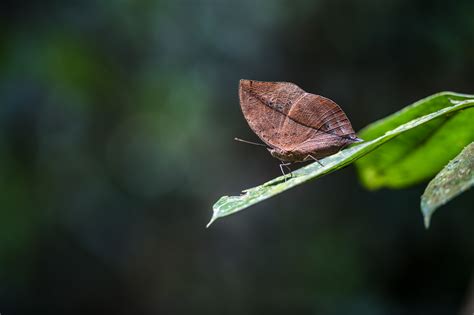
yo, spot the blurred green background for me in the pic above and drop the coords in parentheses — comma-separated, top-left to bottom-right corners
(1, 0, 474, 314)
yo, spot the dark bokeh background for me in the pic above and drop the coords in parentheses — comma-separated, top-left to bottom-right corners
(1, 0, 474, 314)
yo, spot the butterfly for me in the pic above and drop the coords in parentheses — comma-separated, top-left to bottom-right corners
(238, 79, 362, 174)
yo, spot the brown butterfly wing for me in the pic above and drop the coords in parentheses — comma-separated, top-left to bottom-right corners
(279, 93, 357, 159)
(239, 79, 358, 162)
(239, 79, 305, 149)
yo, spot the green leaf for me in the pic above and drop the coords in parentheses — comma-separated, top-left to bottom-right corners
(355, 92, 474, 189)
(208, 96, 474, 227)
(421, 142, 474, 228)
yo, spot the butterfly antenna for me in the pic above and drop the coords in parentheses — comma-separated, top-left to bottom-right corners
(234, 137, 267, 147)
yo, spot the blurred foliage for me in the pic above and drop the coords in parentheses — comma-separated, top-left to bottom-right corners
(356, 93, 474, 189)
(209, 94, 474, 226)
(1, 0, 474, 314)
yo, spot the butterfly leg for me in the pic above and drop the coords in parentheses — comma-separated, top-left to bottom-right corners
(279, 162, 293, 180)
(306, 154, 324, 167)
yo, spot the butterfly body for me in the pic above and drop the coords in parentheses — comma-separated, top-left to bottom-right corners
(239, 79, 362, 163)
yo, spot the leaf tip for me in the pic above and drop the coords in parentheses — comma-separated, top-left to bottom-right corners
(206, 213, 218, 228)
(423, 214, 431, 229)
(420, 199, 432, 229)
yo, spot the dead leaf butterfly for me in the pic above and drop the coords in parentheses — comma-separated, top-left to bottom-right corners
(238, 79, 362, 173)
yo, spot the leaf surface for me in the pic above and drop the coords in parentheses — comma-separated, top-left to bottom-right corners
(355, 92, 474, 189)
(421, 142, 474, 228)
